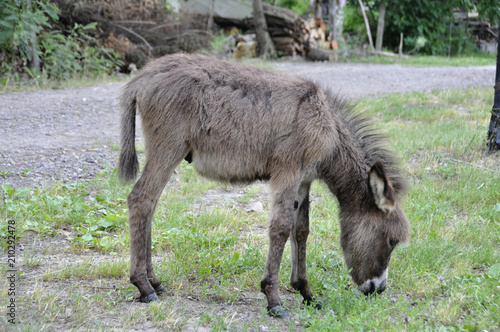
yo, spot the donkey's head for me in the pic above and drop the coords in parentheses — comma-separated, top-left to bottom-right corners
(339, 161, 409, 295)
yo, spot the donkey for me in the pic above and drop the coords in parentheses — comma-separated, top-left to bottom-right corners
(118, 53, 410, 318)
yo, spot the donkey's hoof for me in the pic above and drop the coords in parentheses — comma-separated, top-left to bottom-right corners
(139, 292, 158, 303)
(154, 284, 165, 294)
(313, 300, 323, 310)
(267, 306, 287, 318)
(303, 299, 323, 310)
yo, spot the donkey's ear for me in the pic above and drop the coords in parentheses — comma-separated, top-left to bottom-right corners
(369, 161, 396, 213)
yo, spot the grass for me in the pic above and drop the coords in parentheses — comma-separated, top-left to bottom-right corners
(1, 85, 500, 330)
(0, 73, 127, 94)
(352, 54, 497, 67)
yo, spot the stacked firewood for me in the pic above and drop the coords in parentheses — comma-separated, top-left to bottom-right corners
(262, 3, 308, 56)
(217, 4, 332, 58)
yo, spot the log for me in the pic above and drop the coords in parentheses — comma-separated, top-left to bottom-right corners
(306, 47, 336, 61)
(262, 3, 299, 23)
(370, 50, 409, 59)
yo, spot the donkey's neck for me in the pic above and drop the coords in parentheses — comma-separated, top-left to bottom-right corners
(318, 127, 371, 207)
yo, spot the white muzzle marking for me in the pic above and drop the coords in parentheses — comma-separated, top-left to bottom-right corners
(357, 268, 388, 294)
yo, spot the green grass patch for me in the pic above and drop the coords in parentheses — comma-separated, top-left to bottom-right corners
(1, 86, 499, 330)
(0, 74, 127, 94)
(352, 54, 496, 66)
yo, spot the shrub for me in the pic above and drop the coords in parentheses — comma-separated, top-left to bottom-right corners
(0, 0, 122, 85)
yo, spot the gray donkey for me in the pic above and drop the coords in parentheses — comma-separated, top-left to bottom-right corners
(118, 53, 410, 318)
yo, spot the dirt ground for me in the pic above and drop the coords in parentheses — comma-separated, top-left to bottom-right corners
(0, 61, 495, 189)
(0, 60, 496, 331)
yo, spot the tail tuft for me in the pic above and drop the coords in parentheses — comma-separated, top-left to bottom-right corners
(118, 89, 139, 183)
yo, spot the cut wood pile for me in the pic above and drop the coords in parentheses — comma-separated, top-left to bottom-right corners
(215, 3, 333, 59)
(453, 10, 499, 54)
(53, 0, 335, 68)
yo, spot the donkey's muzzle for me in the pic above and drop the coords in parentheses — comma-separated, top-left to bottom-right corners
(358, 268, 388, 295)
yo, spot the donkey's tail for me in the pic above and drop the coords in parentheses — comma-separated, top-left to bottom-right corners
(118, 88, 139, 183)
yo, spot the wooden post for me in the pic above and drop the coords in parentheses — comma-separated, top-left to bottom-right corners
(486, 22, 500, 154)
(398, 32, 403, 57)
(357, 0, 374, 51)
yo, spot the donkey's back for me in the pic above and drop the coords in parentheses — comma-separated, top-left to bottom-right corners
(120, 53, 337, 185)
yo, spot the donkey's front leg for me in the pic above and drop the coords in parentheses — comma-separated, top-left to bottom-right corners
(290, 184, 321, 309)
(261, 188, 296, 318)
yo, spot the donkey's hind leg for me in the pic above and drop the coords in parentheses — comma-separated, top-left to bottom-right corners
(290, 183, 321, 309)
(127, 146, 187, 302)
(146, 208, 164, 294)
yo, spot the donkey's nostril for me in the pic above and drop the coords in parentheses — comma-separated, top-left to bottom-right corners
(358, 268, 389, 295)
(360, 278, 387, 295)
(376, 279, 387, 294)
(362, 280, 376, 295)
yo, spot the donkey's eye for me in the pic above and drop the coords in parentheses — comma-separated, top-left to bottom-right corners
(389, 238, 399, 248)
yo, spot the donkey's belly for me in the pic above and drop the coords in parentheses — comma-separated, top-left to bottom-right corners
(192, 152, 270, 183)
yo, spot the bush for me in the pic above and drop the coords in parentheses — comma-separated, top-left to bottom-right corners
(0, 0, 58, 63)
(40, 22, 122, 80)
(342, 0, 498, 56)
(0, 0, 122, 85)
(275, 0, 310, 15)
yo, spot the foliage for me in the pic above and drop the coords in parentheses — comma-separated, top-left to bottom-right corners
(344, 0, 500, 56)
(457, 0, 500, 25)
(0, 0, 58, 62)
(39, 22, 122, 81)
(0, 0, 122, 85)
(274, 0, 310, 15)
(383, 0, 472, 55)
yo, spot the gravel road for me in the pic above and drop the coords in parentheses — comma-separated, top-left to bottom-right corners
(0, 61, 495, 189)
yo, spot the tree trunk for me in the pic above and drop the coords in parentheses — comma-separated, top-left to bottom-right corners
(357, 0, 374, 51)
(375, 1, 386, 51)
(207, 0, 215, 32)
(335, 0, 346, 42)
(314, 0, 322, 18)
(27, 0, 40, 74)
(486, 22, 500, 154)
(328, 0, 337, 42)
(253, 0, 276, 59)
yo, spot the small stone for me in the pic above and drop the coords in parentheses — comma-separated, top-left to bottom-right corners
(196, 327, 209, 332)
(247, 201, 264, 212)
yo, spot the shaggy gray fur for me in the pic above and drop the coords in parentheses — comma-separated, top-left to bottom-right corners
(118, 54, 410, 316)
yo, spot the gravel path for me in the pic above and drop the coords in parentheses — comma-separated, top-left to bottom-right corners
(0, 61, 495, 189)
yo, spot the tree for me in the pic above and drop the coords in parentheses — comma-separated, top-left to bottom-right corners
(352, 0, 499, 55)
(328, 0, 347, 44)
(328, 0, 337, 42)
(253, 0, 276, 59)
(375, 1, 386, 51)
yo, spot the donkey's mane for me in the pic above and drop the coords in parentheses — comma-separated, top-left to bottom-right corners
(323, 88, 408, 197)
